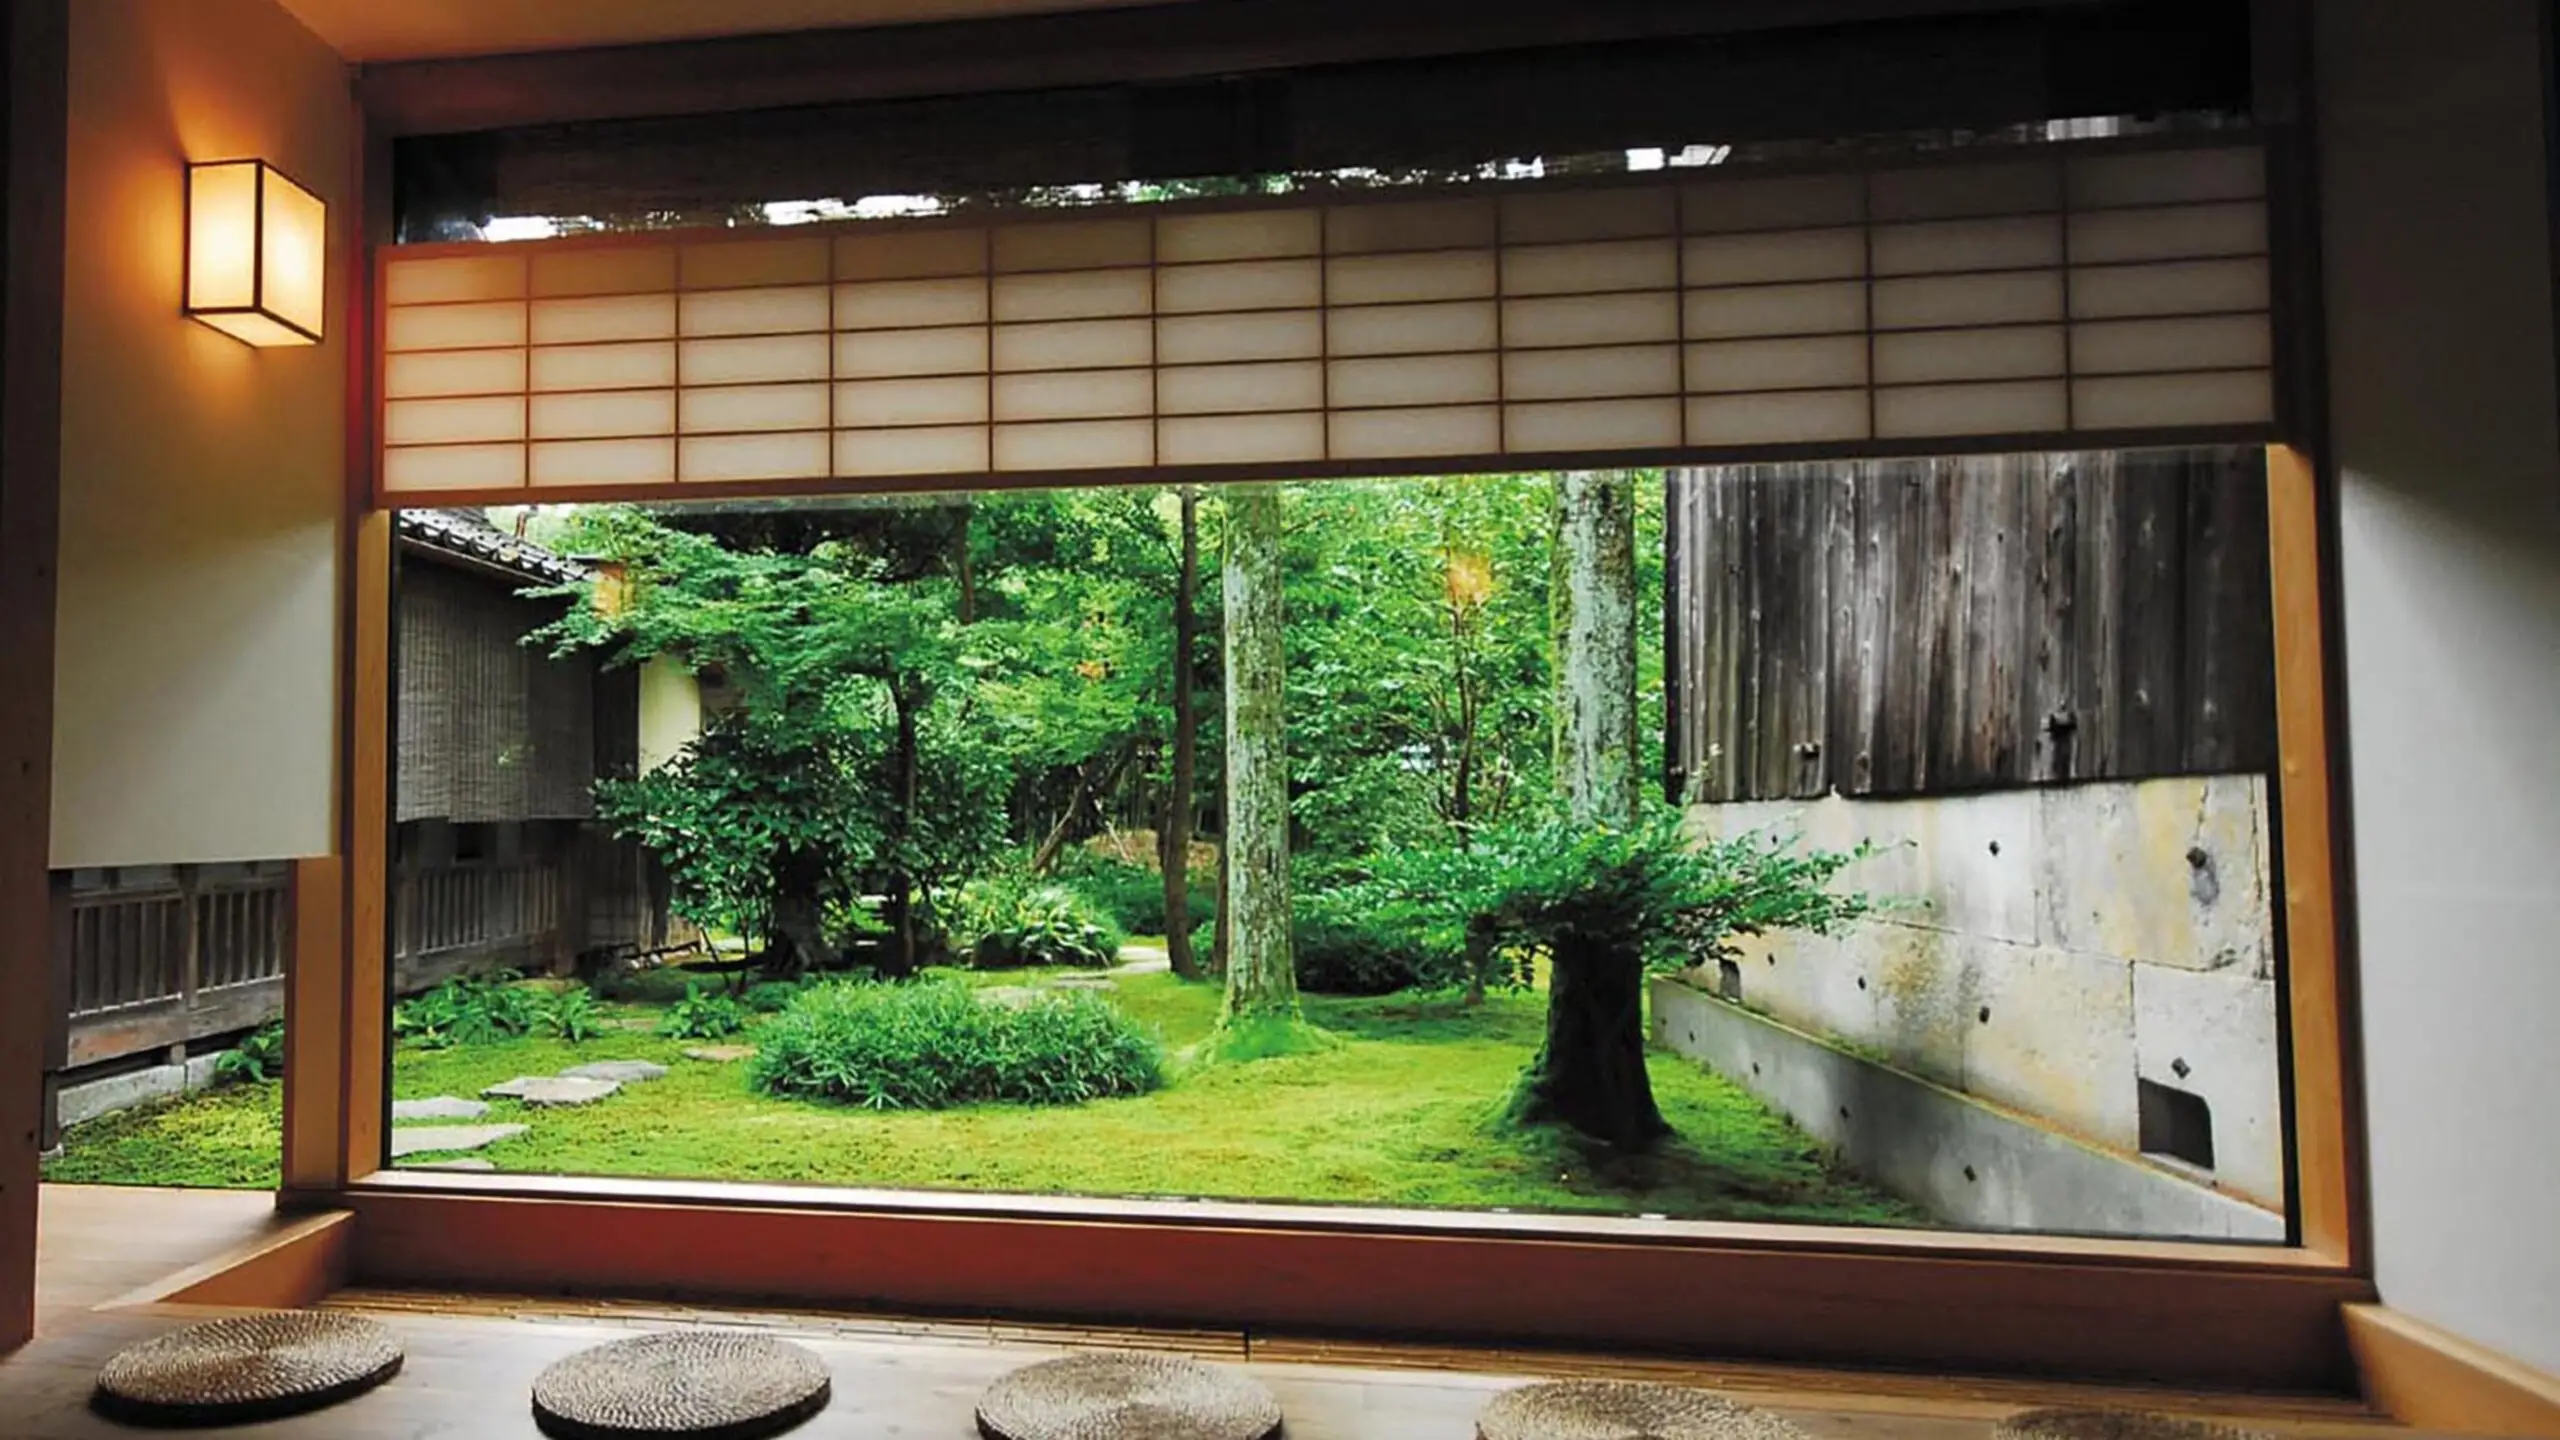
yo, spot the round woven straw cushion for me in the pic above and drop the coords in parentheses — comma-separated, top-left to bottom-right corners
(92, 1310, 404, 1426)
(531, 1332, 832, 1440)
(1995, 1409, 2276, 1440)
(1476, 1380, 1810, 1440)
(976, 1353, 1282, 1440)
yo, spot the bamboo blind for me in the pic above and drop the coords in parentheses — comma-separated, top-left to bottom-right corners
(378, 142, 2276, 496)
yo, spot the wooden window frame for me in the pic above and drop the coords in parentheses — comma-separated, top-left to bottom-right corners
(278, 5, 2373, 1390)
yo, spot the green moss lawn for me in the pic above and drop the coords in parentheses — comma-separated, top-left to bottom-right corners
(46, 966, 1915, 1226)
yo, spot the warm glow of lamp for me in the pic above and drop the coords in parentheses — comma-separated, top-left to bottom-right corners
(186, 159, 325, 347)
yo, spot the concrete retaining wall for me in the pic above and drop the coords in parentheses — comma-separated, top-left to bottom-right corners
(56, 1051, 228, 1130)
(1684, 774, 2284, 1211)
(1652, 980, 2285, 1241)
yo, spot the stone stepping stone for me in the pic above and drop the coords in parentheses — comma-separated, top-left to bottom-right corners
(391, 1096, 488, 1124)
(560, 1060, 668, 1084)
(389, 1124, 527, 1159)
(1045, 975, 1118, 991)
(403, 1158, 496, 1172)
(482, 1075, 620, 1107)
(682, 1045, 758, 1063)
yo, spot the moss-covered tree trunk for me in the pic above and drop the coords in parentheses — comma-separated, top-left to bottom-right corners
(1162, 487, 1204, 980)
(1217, 483, 1299, 1034)
(1513, 470, 1668, 1148)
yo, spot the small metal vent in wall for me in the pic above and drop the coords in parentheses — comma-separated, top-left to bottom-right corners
(2137, 1076, 2215, 1171)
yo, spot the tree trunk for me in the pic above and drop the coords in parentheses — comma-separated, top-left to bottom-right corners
(768, 849, 830, 978)
(1212, 838, 1231, 979)
(1219, 483, 1296, 1023)
(1162, 487, 1204, 979)
(1505, 930, 1670, 1148)
(885, 686, 922, 977)
(1516, 469, 1662, 1149)
(1031, 745, 1131, 875)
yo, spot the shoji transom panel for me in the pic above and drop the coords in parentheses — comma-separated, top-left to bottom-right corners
(377, 142, 2277, 497)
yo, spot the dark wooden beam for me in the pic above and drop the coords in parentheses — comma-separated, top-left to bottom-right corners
(0, 0, 70, 1358)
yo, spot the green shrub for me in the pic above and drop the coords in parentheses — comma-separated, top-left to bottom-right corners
(215, 1020, 286, 1085)
(657, 983, 751, 1040)
(967, 885, 1124, 969)
(742, 980, 807, 1013)
(535, 985, 607, 1043)
(1062, 855, 1211, 937)
(749, 978, 1161, 1109)
(1291, 889, 1468, 995)
(392, 971, 548, 1049)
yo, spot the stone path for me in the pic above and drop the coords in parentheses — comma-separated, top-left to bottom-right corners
(391, 1097, 488, 1123)
(683, 1045, 757, 1063)
(482, 1074, 622, 1106)
(561, 1060, 669, 1083)
(388, 1124, 527, 1159)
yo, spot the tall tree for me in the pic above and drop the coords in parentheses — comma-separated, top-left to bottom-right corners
(1216, 483, 1301, 1040)
(1160, 488, 1205, 979)
(1507, 470, 1669, 1148)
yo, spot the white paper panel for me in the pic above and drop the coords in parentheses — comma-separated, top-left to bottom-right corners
(531, 294, 676, 346)
(1503, 239, 1678, 297)
(386, 396, 526, 446)
(835, 229, 987, 282)
(1872, 271, 2066, 330)
(1155, 258, 1323, 314)
(993, 268, 1152, 323)
(836, 277, 989, 330)
(1329, 404, 1500, 459)
(383, 442, 526, 492)
(1326, 198, 1498, 255)
(994, 367, 1153, 423)
(681, 238, 827, 289)
(1327, 301, 1499, 358)
(836, 326, 988, 379)
(387, 300, 525, 352)
(1686, 389, 1870, 446)
(2068, 257, 2269, 320)
(1327, 251, 1498, 306)
(2073, 370, 2273, 429)
(1685, 335, 1869, 394)
(1157, 209, 1322, 263)
(1684, 281, 1866, 340)
(2071, 314, 2272, 375)
(1158, 412, 1326, 465)
(1875, 379, 2068, 437)
(681, 286, 830, 337)
(836, 425, 990, 476)
(532, 341, 677, 393)
(2069, 203, 2266, 264)
(387, 348, 525, 399)
(531, 248, 677, 298)
(1158, 310, 1323, 365)
(387, 255, 525, 306)
(1157, 360, 1325, 415)
(531, 437, 674, 487)
(992, 318, 1153, 372)
(1870, 161, 2059, 220)
(681, 431, 830, 482)
(532, 390, 673, 441)
(1503, 187, 1676, 244)
(1505, 345, 1679, 402)
(992, 418, 1153, 470)
(1682, 173, 1863, 234)
(1505, 292, 1678, 349)
(835, 376, 990, 428)
(1682, 228, 1865, 286)
(682, 334, 831, 385)
(1507, 397, 1682, 452)
(683, 382, 830, 434)
(2068, 147, 2264, 209)
(1329, 354, 1500, 410)
(1874, 326, 2067, 385)
(994, 219, 1151, 273)
(1872, 214, 2063, 276)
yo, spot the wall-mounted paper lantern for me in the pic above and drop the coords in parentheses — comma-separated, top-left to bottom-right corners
(185, 159, 326, 347)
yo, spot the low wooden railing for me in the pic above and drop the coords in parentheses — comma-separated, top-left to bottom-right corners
(57, 863, 292, 1071)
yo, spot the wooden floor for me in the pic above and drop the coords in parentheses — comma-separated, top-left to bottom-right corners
(3, 1185, 2461, 1440)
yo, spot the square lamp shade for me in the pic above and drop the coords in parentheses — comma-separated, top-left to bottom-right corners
(186, 159, 326, 346)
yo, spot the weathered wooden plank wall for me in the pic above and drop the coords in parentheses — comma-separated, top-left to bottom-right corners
(1667, 447, 2275, 803)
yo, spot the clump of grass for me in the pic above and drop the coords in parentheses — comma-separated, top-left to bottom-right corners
(749, 978, 1162, 1110)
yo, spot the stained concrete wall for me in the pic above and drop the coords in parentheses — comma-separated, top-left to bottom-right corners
(637, 656, 701, 775)
(1652, 980, 2284, 1241)
(1684, 774, 2282, 1214)
(2317, 0, 2560, 1375)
